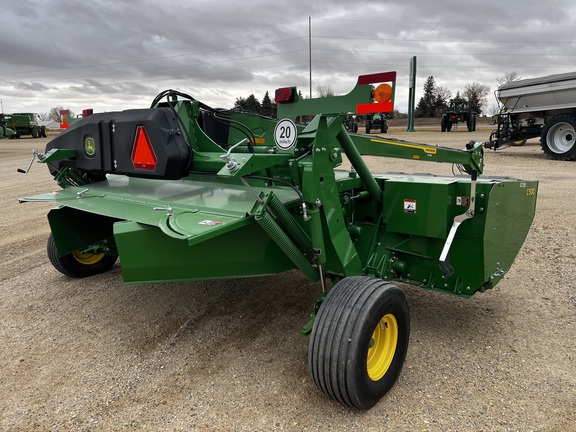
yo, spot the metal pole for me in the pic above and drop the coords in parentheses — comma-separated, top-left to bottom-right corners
(309, 17, 312, 98)
(407, 56, 417, 132)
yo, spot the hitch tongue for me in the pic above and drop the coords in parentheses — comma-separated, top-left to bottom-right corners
(439, 170, 477, 276)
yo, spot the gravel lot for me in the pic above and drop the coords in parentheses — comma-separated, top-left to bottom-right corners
(1, 127, 574, 431)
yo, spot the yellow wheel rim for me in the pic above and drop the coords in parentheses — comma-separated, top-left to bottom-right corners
(72, 250, 105, 265)
(367, 313, 398, 381)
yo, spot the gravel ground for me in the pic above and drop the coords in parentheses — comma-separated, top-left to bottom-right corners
(1, 127, 574, 431)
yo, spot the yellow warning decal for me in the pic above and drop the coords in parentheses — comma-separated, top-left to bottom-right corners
(371, 138, 437, 155)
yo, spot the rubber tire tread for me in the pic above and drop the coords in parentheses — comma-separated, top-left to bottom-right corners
(309, 276, 410, 410)
(47, 233, 117, 278)
(540, 113, 576, 161)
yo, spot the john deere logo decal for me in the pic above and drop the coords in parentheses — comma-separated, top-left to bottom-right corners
(85, 136, 96, 158)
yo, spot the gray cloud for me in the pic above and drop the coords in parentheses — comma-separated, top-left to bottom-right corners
(1, 0, 575, 115)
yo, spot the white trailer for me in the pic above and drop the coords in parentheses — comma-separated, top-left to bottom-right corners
(486, 71, 576, 160)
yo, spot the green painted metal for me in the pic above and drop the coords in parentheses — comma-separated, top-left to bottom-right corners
(277, 84, 373, 119)
(2, 112, 40, 137)
(353, 136, 484, 175)
(39, 148, 77, 163)
(1, 125, 16, 139)
(19, 72, 537, 300)
(255, 210, 319, 282)
(113, 219, 296, 283)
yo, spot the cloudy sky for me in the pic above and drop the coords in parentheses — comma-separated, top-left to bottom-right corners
(1, 0, 575, 117)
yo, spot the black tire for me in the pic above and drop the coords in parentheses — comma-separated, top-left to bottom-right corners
(540, 114, 576, 160)
(366, 120, 371, 134)
(446, 121, 452, 132)
(47, 233, 117, 278)
(31, 127, 38, 138)
(381, 119, 388, 133)
(441, 115, 448, 132)
(41, 126, 47, 137)
(309, 276, 410, 410)
(467, 114, 476, 132)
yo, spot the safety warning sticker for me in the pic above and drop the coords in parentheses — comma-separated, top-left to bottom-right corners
(403, 199, 417, 214)
(456, 196, 470, 206)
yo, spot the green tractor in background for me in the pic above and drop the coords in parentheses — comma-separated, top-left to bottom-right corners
(441, 98, 478, 132)
(4, 112, 46, 139)
(365, 112, 389, 133)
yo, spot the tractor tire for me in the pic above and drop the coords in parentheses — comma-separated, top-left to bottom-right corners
(540, 114, 576, 160)
(511, 139, 527, 146)
(47, 233, 117, 278)
(41, 126, 47, 137)
(381, 119, 388, 133)
(366, 120, 371, 134)
(467, 114, 476, 132)
(441, 115, 448, 132)
(31, 127, 38, 138)
(309, 276, 410, 410)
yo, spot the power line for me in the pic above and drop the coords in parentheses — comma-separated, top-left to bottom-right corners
(312, 47, 575, 57)
(315, 17, 576, 29)
(312, 35, 576, 44)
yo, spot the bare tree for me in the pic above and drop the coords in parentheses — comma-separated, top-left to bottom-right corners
(497, 71, 522, 86)
(464, 82, 490, 114)
(316, 84, 335, 98)
(433, 86, 452, 118)
(48, 106, 74, 123)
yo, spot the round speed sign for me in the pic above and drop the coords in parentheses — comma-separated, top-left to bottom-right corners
(274, 118, 297, 150)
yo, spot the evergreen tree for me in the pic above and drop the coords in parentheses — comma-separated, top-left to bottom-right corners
(234, 96, 247, 109)
(245, 94, 261, 113)
(416, 76, 437, 117)
(261, 91, 273, 117)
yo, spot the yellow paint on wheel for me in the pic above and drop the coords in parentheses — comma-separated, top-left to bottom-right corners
(72, 250, 105, 265)
(367, 313, 398, 381)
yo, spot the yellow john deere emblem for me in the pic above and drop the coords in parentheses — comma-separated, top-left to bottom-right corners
(85, 136, 96, 157)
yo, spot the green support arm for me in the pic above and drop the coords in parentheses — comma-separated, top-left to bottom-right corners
(351, 135, 484, 175)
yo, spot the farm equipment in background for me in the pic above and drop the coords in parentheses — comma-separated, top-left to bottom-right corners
(441, 100, 478, 132)
(3, 112, 46, 138)
(20, 70, 537, 410)
(0, 114, 16, 139)
(485, 72, 576, 160)
(343, 115, 359, 133)
(366, 112, 389, 134)
(60, 108, 93, 129)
